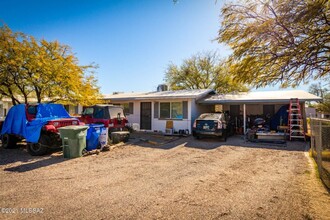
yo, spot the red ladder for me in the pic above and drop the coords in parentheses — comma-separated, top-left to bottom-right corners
(288, 98, 305, 141)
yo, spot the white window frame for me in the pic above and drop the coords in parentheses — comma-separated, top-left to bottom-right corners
(159, 101, 183, 120)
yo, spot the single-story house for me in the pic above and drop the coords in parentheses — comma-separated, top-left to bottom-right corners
(0, 89, 322, 135)
(103, 89, 215, 134)
(104, 89, 322, 134)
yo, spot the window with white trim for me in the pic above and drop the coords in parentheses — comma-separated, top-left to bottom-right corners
(159, 102, 183, 119)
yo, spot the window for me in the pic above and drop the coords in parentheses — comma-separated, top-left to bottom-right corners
(160, 103, 170, 118)
(64, 105, 78, 115)
(93, 107, 105, 119)
(27, 105, 37, 115)
(159, 102, 183, 119)
(109, 107, 124, 119)
(171, 102, 183, 119)
(115, 103, 133, 115)
(82, 107, 94, 115)
(122, 103, 130, 114)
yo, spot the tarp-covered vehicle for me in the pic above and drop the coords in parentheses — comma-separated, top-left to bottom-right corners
(0, 103, 82, 156)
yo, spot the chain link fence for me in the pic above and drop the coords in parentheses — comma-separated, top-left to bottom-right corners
(310, 118, 330, 189)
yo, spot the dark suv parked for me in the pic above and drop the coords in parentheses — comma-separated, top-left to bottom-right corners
(192, 113, 228, 141)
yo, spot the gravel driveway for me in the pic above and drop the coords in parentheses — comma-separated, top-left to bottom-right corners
(0, 134, 329, 219)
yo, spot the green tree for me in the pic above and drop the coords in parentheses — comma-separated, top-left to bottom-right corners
(218, 0, 330, 88)
(165, 52, 249, 93)
(318, 93, 330, 113)
(308, 81, 329, 99)
(308, 77, 330, 113)
(0, 26, 29, 105)
(0, 25, 101, 105)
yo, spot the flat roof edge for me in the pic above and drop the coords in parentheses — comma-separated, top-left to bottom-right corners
(198, 98, 322, 104)
(105, 96, 197, 102)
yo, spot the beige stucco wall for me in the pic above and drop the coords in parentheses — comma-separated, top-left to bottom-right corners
(110, 99, 195, 133)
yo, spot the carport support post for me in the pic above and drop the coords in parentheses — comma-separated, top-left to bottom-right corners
(243, 104, 246, 135)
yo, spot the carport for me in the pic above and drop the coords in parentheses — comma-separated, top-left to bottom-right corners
(197, 90, 322, 136)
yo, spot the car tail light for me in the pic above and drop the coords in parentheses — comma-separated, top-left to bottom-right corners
(217, 121, 222, 129)
(44, 124, 56, 132)
(72, 121, 78, 125)
(193, 120, 196, 128)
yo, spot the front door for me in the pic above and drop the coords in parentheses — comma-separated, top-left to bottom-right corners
(140, 102, 152, 130)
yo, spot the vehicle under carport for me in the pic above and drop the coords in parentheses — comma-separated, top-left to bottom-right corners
(197, 90, 322, 142)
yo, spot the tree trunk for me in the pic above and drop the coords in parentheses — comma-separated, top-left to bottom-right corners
(37, 94, 41, 103)
(11, 97, 17, 106)
(7, 87, 20, 106)
(23, 94, 28, 104)
(35, 87, 42, 103)
(10, 96, 20, 106)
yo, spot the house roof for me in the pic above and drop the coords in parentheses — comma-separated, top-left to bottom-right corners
(198, 90, 322, 104)
(103, 89, 215, 101)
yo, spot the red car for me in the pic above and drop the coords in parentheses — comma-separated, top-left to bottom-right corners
(80, 105, 129, 137)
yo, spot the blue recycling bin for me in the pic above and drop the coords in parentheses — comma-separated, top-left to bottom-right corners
(86, 124, 105, 151)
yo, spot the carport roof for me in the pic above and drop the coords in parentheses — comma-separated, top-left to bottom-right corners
(198, 90, 322, 104)
(103, 89, 215, 101)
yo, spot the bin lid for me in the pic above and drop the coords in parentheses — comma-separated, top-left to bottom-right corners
(88, 124, 105, 128)
(58, 125, 89, 139)
(58, 125, 89, 131)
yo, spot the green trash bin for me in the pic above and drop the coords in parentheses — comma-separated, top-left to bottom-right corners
(58, 125, 88, 158)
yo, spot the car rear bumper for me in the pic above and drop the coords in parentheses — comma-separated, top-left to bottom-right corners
(193, 130, 224, 137)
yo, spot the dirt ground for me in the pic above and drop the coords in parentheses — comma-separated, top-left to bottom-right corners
(0, 133, 329, 220)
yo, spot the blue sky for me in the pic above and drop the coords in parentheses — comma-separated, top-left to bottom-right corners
(0, 0, 310, 94)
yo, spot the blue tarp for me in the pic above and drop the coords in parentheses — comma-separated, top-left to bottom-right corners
(1, 103, 72, 143)
(270, 105, 289, 130)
